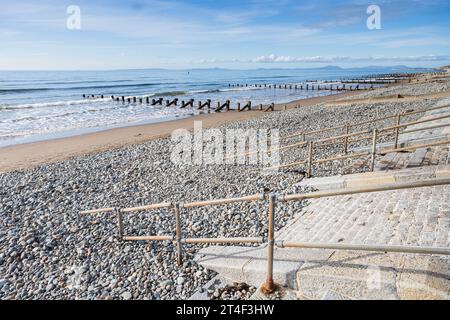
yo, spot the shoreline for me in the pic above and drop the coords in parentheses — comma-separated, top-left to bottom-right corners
(0, 91, 359, 173)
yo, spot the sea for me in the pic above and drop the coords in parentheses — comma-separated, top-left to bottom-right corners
(0, 66, 432, 147)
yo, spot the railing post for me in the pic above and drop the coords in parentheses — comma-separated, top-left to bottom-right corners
(394, 114, 401, 149)
(307, 141, 314, 178)
(343, 123, 350, 154)
(370, 129, 378, 172)
(115, 208, 124, 240)
(263, 194, 276, 294)
(174, 203, 183, 266)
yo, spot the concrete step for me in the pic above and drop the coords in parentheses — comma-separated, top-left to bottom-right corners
(296, 251, 450, 300)
(296, 164, 450, 191)
(194, 245, 333, 289)
(407, 148, 428, 168)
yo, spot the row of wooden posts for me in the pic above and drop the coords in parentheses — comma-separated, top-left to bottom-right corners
(82, 81, 376, 103)
(227, 83, 376, 91)
(81, 94, 276, 112)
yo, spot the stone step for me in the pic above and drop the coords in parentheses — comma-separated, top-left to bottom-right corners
(296, 164, 450, 191)
(296, 251, 450, 300)
(406, 148, 428, 168)
(194, 245, 332, 289)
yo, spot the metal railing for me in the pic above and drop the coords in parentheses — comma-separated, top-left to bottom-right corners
(80, 194, 266, 266)
(267, 108, 450, 176)
(226, 104, 450, 171)
(282, 103, 450, 142)
(81, 177, 450, 294)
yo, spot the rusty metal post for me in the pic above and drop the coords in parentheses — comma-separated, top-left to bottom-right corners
(394, 114, 401, 149)
(307, 141, 313, 178)
(370, 129, 378, 172)
(263, 194, 276, 294)
(343, 123, 350, 154)
(173, 203, 182, 266)
(115, 208, 124, 240)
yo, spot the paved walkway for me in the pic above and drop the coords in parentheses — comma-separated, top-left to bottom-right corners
(194, 98, 450, 300)
(196, 181, 450, 299)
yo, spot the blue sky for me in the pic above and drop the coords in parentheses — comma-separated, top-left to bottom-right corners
(0, 0, 449, 70)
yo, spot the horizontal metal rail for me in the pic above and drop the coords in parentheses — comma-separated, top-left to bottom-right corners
(225, 140, 307, 161)
(122, 202, 172, 213)
(278, 241, 450, 255)
(124, 235, 173, 241)
(380, 113, 450, 133)
(182, 193, 265, 208)
(80, 202, 172, 215)
(262, 159, 307, 171)
(315, 129, 371, 144)
(123, 236, 263, 244)
(402, 122, 450, 135)
(403, 104, 450, 117)
(314, 151, 369, 164)
(379, 139, 450, 155)
(280, 177, 450, 202)
(183, 237, 263, 244)
(347, 130, 394, 144)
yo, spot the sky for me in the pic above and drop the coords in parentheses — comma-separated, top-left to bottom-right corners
(0, 0, 449, 70)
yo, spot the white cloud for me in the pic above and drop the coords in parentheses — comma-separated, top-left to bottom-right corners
(252, 54, 351, 63)
(223, 54, 450, 64)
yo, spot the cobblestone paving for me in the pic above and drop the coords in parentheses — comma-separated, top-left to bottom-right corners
(278, 185, 450, 248)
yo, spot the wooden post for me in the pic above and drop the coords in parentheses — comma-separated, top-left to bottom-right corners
(262, 194, 276, 294)
(307, 141, 313, 178)
(237, 102, 241, 112)
(343, 123, 350, 154)
(370, 129, 378, 172)
(259, 104, 263, 111)
(174, 203, 182, 266)
(283, 105, 287, 111)
(394, 114, 401, 149)
(116, 208, 124, 240)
